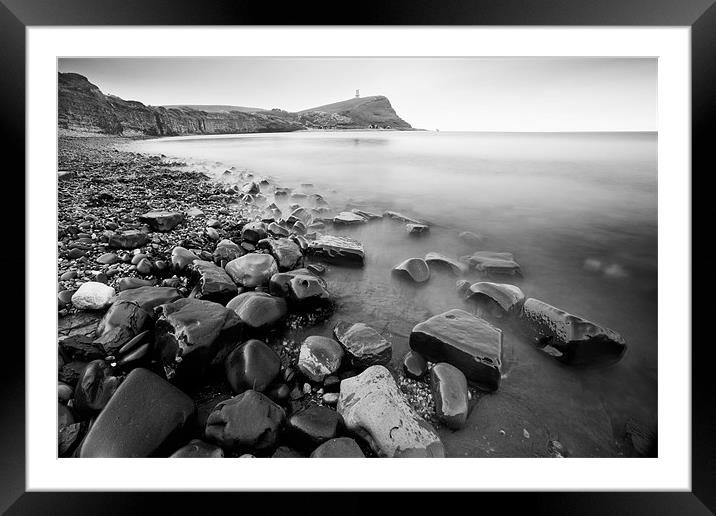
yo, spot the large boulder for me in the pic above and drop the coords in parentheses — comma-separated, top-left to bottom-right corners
(241, 221, 268, 243)
(170, 439, 224, 458)
(205, 390, 285, 454)
(80, 368, 195, 457)
(297, 336, 344, 382)
(462, 282, 525, 316)
(430, 362, 469, 430)
(333, 321, 392, 369)
(224, 339, 281, 394)
(424, 252, 468, 276)
(392, 258, 430, 283)
(226, 291, 287, 331)
(307, 235, 364, 266)
(310, 437, 365, 458)
(285, 405, 344, 451)
(409, 309, 503, 391)
(268, 268, 330, 308)
(519, 298, 627, 365)
(462, 251, 521, 276)
(337, 365, 444, 457)
(70, 282, 115, 310)
(107, 230, 148, 249)
(189, 260, 238, 303)
(154, 298, 241, 383)
(259, 237, 303, 271)
(225, 253, 279, 288)
(138, 211, 184, 232)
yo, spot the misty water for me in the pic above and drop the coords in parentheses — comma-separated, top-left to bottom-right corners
(127, 131, 657, 457)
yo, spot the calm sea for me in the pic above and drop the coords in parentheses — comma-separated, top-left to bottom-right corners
(127, 130, 658, 457)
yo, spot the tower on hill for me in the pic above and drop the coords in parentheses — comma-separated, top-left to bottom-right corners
(355, 89, 360, 98)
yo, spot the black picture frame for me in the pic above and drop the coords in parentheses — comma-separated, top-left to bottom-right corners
(4, 0, 711, 513)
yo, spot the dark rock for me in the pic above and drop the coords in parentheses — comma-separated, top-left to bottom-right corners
(205, 390, 285, 454)
(189, 260, 238, 302)
(58, 334, 105, 362)
(323, 375, 340, 392)
(67, 248, 87, 259)
(59, 421, 86, 457)
(226, 291, 287, 331)
(306, 264, 325, 275)
(403, 350, 428, 380)
(58, 402, 75, 428)
(333, 211, 366, 225)
(97, 252, 119, 265)
(266, 383, 290, 404)
(60, 270, 78, 281)
(410, 309, 503, 391)
(115, 286, 182, 312)
(430, 362, 469, 429)
(74, 359, 121, 415)
(161, 278, 182, 288)
(139, 211, 185, 232)
(267, 222, 289, 238)
(80, 368, 195, 457)
(108, 230, 149, 249)
(58, 382, 73, 403)
(406, 223, 429, 235)
(268, 269, 330, 308)
(259, 237, 302, 271)
(241, 221, 268, 243)
(116, 277, 156, 291)
(392, 257, 430, 283)
(308, 235, 364, 265)
(298, 336, 344, 382)
(462, 251, 521, 275)
(519, 298, 627, 365)
(136, 257, 153, 275)
(310, 437, 365, 458)
(93, 300, 152, 355)
(59, 361, 87, 387)
(171, 246, 199, 272)
(225, 339, 281, 394)
(170, 439, 224, 458)
(213, 239, 244, 265)
(463, 282, 525, 316)
(155, 298, 241, 383)
(287, 207, 312, 227)
(271, 446, 304, 458)
(333, 321, 392, 368)
(225, 253, 279, 288)
(425, 252, 468, 275)
(58, 289, 75, 308)
(286, 404, 344, 450)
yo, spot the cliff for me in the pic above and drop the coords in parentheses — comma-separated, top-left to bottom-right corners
(58, 73, 412, 136)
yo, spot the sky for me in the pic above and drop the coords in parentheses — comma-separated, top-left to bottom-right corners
(58, 57, 657, 132)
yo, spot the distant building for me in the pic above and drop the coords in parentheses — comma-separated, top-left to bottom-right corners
(355, 89, 360, 98)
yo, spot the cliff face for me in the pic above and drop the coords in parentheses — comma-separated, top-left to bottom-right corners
(58, 73, 412, 136)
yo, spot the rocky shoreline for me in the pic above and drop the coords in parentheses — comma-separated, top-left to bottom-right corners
(57, 135, 650, 459)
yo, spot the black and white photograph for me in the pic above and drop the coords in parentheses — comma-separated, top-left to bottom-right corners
(55, 56, 658, 460)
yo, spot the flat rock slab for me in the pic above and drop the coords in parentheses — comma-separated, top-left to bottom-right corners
(333, 211, 366, 225)
(519, 298, 626, 365)
(259, 237, 302, 271)
(406, 223, 429, 235)
(205, 390, 285, 454)
(337, 365, 444, 457)
(350, 208, 381, 220)
(333, 321, 392, 368)
(226, 291, 287, 331)
(410, 309, 503, 391)
(80, 368, 195, 457)
(310, 437, 365, 457)
(430, 362, 469, 430)
(308, 235, 364, 266)
(224, 339, 281, 394)
(225, 253, 279, 288)
(425, 252, 468, 276)
(392, 258, 430, 283)
(383, 211, 425, 225)
(190, 260, 238, 302)
(298, 336, 344, 382)
(463, 282, 525, 315)
(138, 211, 184, 232)
(107, 230, 149, 249)
(463, 251, 521, 275)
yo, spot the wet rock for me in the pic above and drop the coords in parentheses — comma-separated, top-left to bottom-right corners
(60, 270, 78, 281)
(406, 223, 429, 235)
(225, 339, 281, 394)
(155, 298, 241, 383)
(410, 309, 503, 391)
(116, 277, 156, 291)
(108, 230, 149, 249)
(71, 282, 116, 310)
(67, 248, 86, 259)
(287, 207, 312, 227)
(213, 239, 244, 265)
(80, 368, 195, 457)
(189, 260, 238, 303)
(93, 300, 152, 354)
(138, 210, 184, 232)
(430, 362, 469, 429)
(298, 336, 344, 382)
(351, 208, 380, 220)
(333, 321, 392, 368)
(272, 446, 304, 458)
(225, 253, 279, 288)
(462, 251, 521, 275)
(268, 269, 330, 308)
(74, 359, 121, 415)
(241, 181, 260, 195)
(58, 402, 75, 428)
(425, 252, 468, 275)
(170, 439, 224, 458)
(226, 291, 287, 331)
(59, 334, 105, 362)
(383, 210, 424, 225)
(171, 246, 199, 272)
(205, 227, 220, 241)
(333, 211, 366, 225)
(310, 437, 365, 458)
(114, 286, 182, 312)
(58, 289, 75, 308)
(308, 235, 364, 265)
(286, 404, 344, 450)
(267, 222, 290, 238)
(403, 350, 428, 380)
(205, 390, 285, 454)
(458, 231, 485, 246)
(463, 282, 526, 315)
(136, 257, 153, 275)
(58, 382, 73, 403)
(337, 365, 444, 457)
(306, 264, 325, 275)
(59, 422, 86, 457)
(519, 298, 627, 365)
(392, 257, 430, 283)
(97, 252, 119, 265)
(241, 221, 268, 243)
(259, 237, 302, 271)
(292, 220, 307, 234)
(266, 383, 290, 404)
